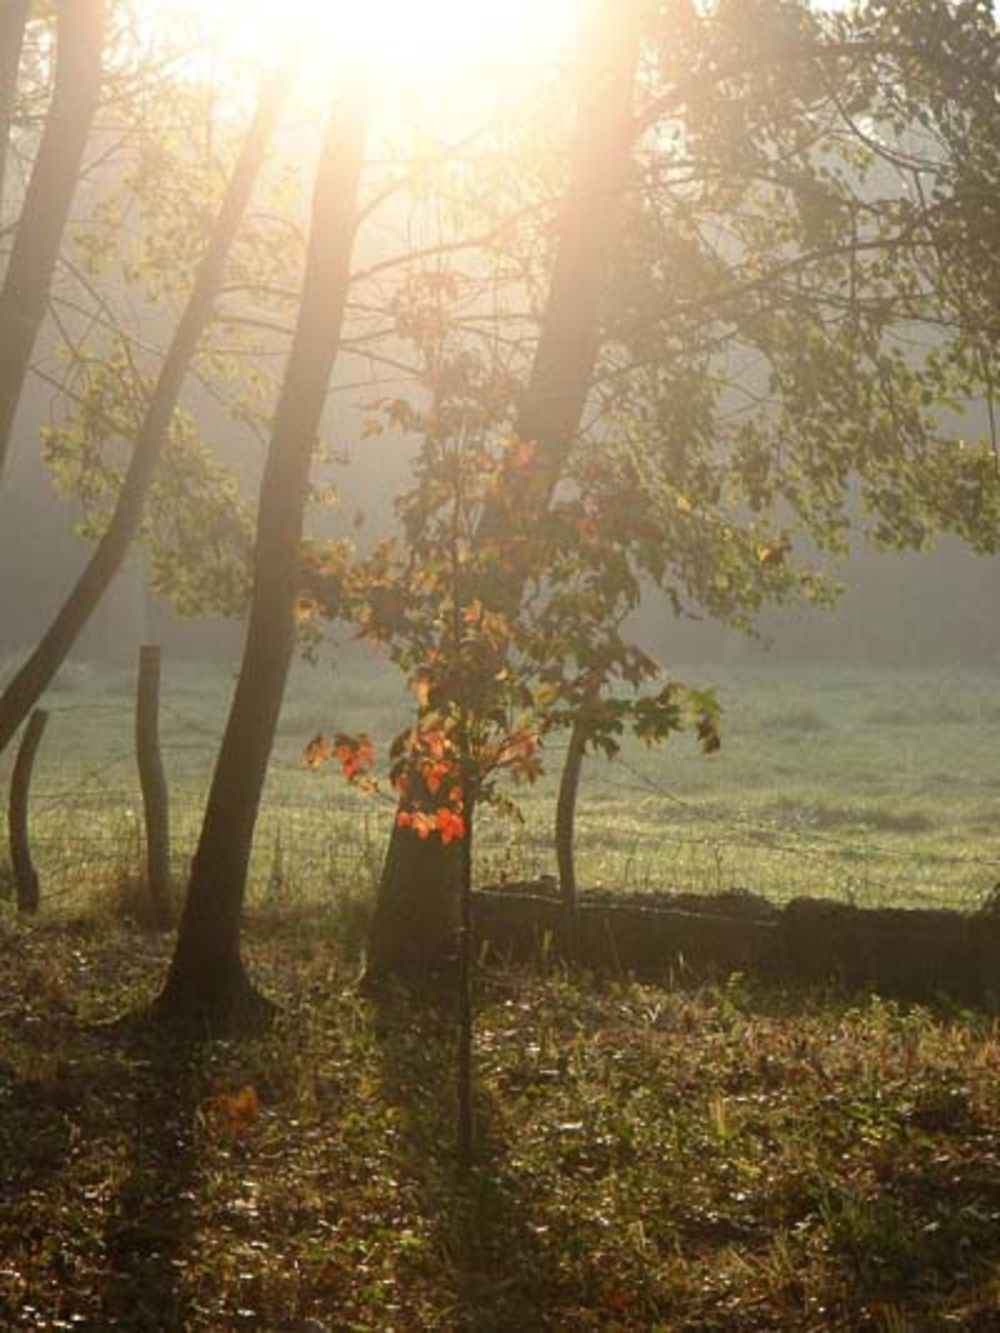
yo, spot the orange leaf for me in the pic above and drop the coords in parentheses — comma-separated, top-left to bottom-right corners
(304, 733, 332, 770)
(398, 810, 435, 840)
(435, 807, 466, 844)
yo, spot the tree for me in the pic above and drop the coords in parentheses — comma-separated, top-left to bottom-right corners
(155, 77, 370, 1034)
(0, 0, 105, 481)
(355, 0, 1000, 980)
(311, 421, 717, 1163)
(364, 0, 644, 982)
(0, 65, 286, 758)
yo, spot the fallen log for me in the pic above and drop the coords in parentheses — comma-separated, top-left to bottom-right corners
(472, 883, 1000, 1004)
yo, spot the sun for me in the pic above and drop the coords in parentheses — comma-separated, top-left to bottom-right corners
(148, 0, 578, 96)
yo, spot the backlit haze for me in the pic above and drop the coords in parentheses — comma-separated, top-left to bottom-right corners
(145, 0, 579, 107)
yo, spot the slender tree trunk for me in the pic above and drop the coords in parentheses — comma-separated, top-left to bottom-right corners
(156, 85, 370, 1036)
(9, 707, 47, 914)
(555, 719, 587, 917)
(0, 0, 30, 220)
(0, 72, 283, 758)
(0, 0, 105, 482)
(554, 676, 602, 958)
(136, 644, 171, 930)
(456, 797, 475, 1171)
(364, 0, 641, 982)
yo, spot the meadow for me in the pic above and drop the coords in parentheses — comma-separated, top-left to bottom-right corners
(2, 653, 998, 917)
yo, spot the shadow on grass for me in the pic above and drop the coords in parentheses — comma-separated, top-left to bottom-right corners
(97, 1026, 201, 1330)
(371, 987, 569, 1332)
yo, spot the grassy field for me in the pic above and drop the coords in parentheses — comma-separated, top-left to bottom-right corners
(1, 654, 998, 914)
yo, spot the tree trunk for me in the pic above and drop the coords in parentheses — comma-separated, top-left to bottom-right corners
(456, 798, 475, 1171)
(0, 71, 283, 758)
(556, 707, 594, 947)
(136, 644, 171, 930)
(0, 0, 30, 220)
(365, 819, 463, 980)
(364, 0, 641, 982)
(0, 0, 105, 482)
(155, 84, 369, 1037)
(9, 707, 47, 914)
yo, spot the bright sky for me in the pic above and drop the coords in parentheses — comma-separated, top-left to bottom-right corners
(147, 0, 579, 98)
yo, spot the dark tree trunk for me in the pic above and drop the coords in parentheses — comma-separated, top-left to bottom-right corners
(0, 72, 283, 758)
(9, 707, 47, 914)
(0, 0, 105, 481)
(155, 85, 369, 1037)
(554, 673, 603, 960)
(555, 720, 587, 917)
(365, 820, 463, 980)
(0, 0, 30, 218)
(456, 798, 475, 1171)
(136, 644, 171, 931)
(364, 0, 641, 982)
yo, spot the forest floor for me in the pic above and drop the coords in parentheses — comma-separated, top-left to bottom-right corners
(1, 902, 999, 1330)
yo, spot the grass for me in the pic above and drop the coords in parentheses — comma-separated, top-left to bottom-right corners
(2, 654, 998, 915)
(1, 903, 999, 1329)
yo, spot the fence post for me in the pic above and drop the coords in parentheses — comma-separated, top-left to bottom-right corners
(9, 708, 48, 914)
(136, 643, 171, 929)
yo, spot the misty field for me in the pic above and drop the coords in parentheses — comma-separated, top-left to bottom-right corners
(3, 655, 998, 917)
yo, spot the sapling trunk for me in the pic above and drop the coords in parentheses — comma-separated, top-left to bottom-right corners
(457, 798, 476, 1171)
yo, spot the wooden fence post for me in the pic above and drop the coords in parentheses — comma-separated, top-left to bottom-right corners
(136, 643, 171, 929)
(9, 708, 48, 914)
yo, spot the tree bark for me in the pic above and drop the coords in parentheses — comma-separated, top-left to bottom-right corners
(156, 85, 369, 1036)
(0, 0, 30, 220)
(456, 797, 475, 1171)
(0, 0, 105, 482)
(0, 70, 283, 758)
(364, 0, 641, 982)
(136, 644, 171, 930)
(9, 707, 47, 914)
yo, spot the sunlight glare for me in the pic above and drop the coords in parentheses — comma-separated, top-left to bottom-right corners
(152, 0, 577, 90)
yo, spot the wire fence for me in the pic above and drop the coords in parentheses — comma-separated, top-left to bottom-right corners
(3, 672, 999, 918)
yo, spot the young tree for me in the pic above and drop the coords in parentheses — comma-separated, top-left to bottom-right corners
(155, 77, 371, 1034)
(0, 0, 105, 481)
(356, 0, 1000, 981)
(311, 421, 717, 1161)
(364, 0, 643, 981)
(0, 66, 286, 757)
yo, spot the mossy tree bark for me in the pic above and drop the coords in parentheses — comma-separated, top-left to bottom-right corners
(0, 0, 105, 482)
(0, 70, 283, 758)
(364, 0, 641, 983)
(155, 86, 369, 1036)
